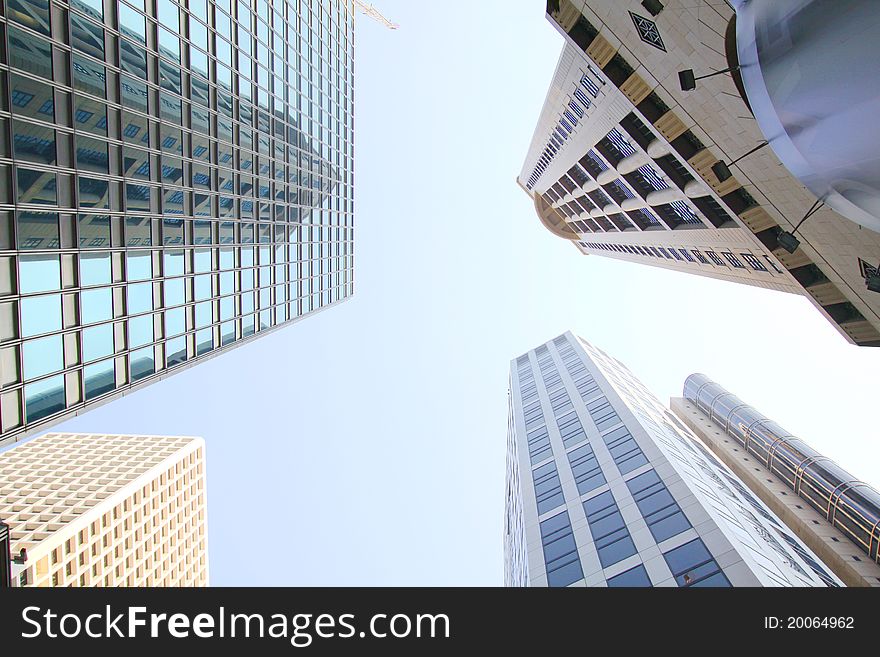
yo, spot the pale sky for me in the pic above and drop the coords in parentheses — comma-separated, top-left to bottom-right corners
(22, 0, 880, 585)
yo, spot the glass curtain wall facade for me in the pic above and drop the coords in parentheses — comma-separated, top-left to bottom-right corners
(504, 332, 841, 587)
(0, 0, 355, 444)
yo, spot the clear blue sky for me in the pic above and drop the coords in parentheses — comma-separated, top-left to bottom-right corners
(31, 1, 880, 585)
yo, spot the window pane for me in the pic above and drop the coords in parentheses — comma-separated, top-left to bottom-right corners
(24, 374, 65, 423)
(22, 334, 63, 379)
(81, 287, 112, 324)
(82, 323, 113, 362)
(84, 359, 115, 399)
(21, 294, 61, 336)
(80, 252, 111, 286)
(19, 255, 60, 293)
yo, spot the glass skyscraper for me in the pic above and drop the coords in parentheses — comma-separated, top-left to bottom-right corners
(0, 0, 355, 445)
(505, 332, 841, 587)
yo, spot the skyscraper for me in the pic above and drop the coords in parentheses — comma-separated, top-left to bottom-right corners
(519, 0, 880, 347)
(0, 432, 208, 587)
(505, 332, 841, 587)
(672, 375, 880, 587)
(0, 0, 355, 445)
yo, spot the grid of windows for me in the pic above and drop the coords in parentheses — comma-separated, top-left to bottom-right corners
(626, 469, 691, 542)
(533, 460, 565, 515)
(0, 0, 355, 442)
(578, 241, 777, 276)
(603, 425, 648, 474)
(567, 442, 605, 495)
(606, 563, 651, 587)
(583, 490, 637, 568)
(540, 511, 583, 587)
(663, 538, 731, 587)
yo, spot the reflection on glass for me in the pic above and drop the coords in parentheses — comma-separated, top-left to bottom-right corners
(73, 54, 105, 96)
(130, 345, 154, 381)
(163, 277, 185, 307)
(163, 219, 184, 245)
(70, 12, 104, 59)
(16, 168, 56, 205)
(82, 323, 113, 362)
(126, 217, 151, 246)
(81, 287, 112, 324)
(76, 135, 109, 173)
(221, 320, 235, 345)
(242, 313, 255, 336)
(194, 274, 211, 301)
(196, 327, 212, 355)
(165, 307, 185, 336)
(119, 3, 146, 42)
(127, 183, 151, 212)
(220, 271, 234, 295)
(24, 374, 65, 423)
(78, 176, 109, 209)
(78, 214, 111, 248)
(20, 254, 60, 293)
(166, 335, 186, 366)
(10, 74, 53, 121)
(21, 294, 61, 336)
(195, 301, 211, 328)
(220, 296, 234, 321)
(259, 309, 271, 330)
(84, 358, 115, 399)
(163, 250, 184, 276)
(13, 119, 56, 165)
(128, 314, 152, 348)
(80, 251, 110, 286)
(126, 251, 151, 280)
(22, 334, 63, 380)
(8, 27, 53, 79)
(127, 282, 152, 315)
(72, 0, 103, 19)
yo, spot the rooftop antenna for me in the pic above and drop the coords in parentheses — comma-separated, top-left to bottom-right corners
(354, 0, 399, 30)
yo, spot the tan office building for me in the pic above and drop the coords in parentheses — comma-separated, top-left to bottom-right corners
(0, 432, 208, 587)
(519, 0, 880, 346)
(671, 375, 880, 587)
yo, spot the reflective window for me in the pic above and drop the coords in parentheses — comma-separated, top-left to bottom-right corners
(607, 564, 652, 588)
(166, 335, 187, 366)
(78, 176, 109, 209)
(128, 314, 153, 348)
(78, 215, 111, 248)
(81, 287, 112, 324)
(18, 211, 60, 249)
(21, 294, 61, 336)
(84, 358, 115, 399)
(13, 120, 56, 165)
(80, 252, 111, 286)
(119, 4, 146, 42)
(127, 282, 152, 315)
(165, 307, 185, 336)
(195, 301, 211, 328)
(20, 255, 60, 293)
(8, 0, 51, 35)
(583, 491, 637, 568)
(8, 27, 53, 80)
(130, 345, 154, 381)
(22, 334, 63, 380)
(540, 512, 583, 587)
(17, 168, 57, 206)
(663, 538, 730, 587)
(194, 274, 211, 301)
(126, 251, 152, 281)
(24, 374, 65, 423)
(163, 278, 185, 307)
(82, 323, 114, 362)
(163, 250, 185, 276)
(626, 470, 691, 543)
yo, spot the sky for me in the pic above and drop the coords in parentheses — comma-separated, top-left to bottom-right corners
(24, 0, 880, 585)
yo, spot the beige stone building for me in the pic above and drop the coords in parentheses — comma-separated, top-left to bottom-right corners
(0, 432, 208, 587)
(671, 375, 880, 587)
(519, 0, 880, 346)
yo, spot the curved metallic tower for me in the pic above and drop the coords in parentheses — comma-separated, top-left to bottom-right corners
(734, 0, 880, 232)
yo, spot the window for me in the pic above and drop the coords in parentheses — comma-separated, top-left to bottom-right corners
(663, 538, 730, 587)
(607, 564, 651, 587)
(587, 397, 620, 432)
(602, 425, 648, 474)
(705, 250, 726, 267)
(626, 469, 691, 542)
(533, 461, 565, 515)
(556, 411, 586, 448)
(567, 443, 605, 495)
(721, 252, 745, 269)
(740, 252, 768, 272)
(583, 491, 637, 568)
(540, 512, 583, 587)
